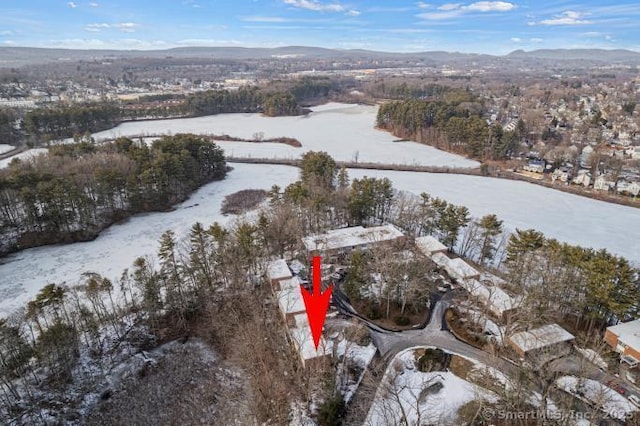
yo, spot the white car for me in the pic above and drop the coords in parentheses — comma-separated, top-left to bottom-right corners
(629, 394, 640, 408)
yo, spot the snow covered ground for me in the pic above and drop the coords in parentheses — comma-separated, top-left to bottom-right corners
(0, 144, 15, 155)
(0, 163, 298, 315)
(347, 169, 640, 264)
(575, 347, 609, 370)
(87, 103, 479, 168)
(555, 375, 637, 421)
(0, 148, 48, 168)
(365, 348, 497, 425)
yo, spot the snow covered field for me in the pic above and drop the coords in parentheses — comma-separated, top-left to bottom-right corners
(0, 144, 15, 155)
(347, 169, 640, 264)
(0, 164, 298, 314)
(365, 348, 496, 425)
(89, 103, 479, 168)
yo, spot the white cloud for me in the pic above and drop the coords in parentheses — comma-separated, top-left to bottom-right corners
(2, 40, 16, 45)
(465, 1, 515, 12)
(416, 2, 432, 9)
(346, 9, 360, 16)
(284, 0, 348, 12)
(530, 37, 543, 43)
(89, 2, 99, 6)
(510, 37, 521, 42)
(438, 3, 461, 11)
(539, 11, 592, 26)
(114, 22, 139, 33)
(84, 22, 140, 33)
(68, 2, 77, 8)
(418, 1, 515, 20)
(84, 23, 110, 32)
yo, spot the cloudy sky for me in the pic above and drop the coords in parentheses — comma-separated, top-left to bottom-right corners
(0, 1, 638, 53)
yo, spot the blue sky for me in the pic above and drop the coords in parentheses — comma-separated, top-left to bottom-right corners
(0, 1, 639, 53)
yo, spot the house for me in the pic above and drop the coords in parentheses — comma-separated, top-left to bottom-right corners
(443, 258, 480, 283)
(572, 170, 591, 187)
(507, 324, 575, 360)
(289, 313, 332, 368)
(275, 276, 307, 323)
(461, 278, 521, 320)
(594, 175, 613, 191)
(622, 182, 640, 197)
(302, 225, 404, 255)
(605, 319, 640, 366)
(415, 236, 448, 256)
(524, 159, 545, 174)
(266, 259, 292, 287)
(268, 259, 332, 367)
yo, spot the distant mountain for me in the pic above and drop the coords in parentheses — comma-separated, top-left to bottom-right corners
(0, 45, 639, 67)
(506, 48, 640, 63)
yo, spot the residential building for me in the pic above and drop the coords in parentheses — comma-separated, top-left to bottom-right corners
(605, 319, 640, 366)
(415, 235, 448, 256)
(302, 224, 404, 255)
(507, 324, 575, 360)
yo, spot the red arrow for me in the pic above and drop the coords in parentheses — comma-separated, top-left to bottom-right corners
(300, 256, 333, 350)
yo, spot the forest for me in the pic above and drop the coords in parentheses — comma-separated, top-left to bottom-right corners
(376, 95, 525, 160)
(0, 134, 226, 256)
(22, 103, 121, 143)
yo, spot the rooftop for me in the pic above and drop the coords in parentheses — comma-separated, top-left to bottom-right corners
(302, 225, 403, 252)
(267, 259, 292, 281)
(509, 324, 575, 354)
(447, 258, 479, 280)
(290, 313, 332, 362)
(415, 235, 448, 255)
(276, 276, 306, 316)
(607, 319, 640, 351)
(463, 279, 520, 316)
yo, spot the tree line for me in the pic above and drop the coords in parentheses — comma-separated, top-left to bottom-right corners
(0, 134, 226, 256)
(377, 97, 525, 160)
(23, 103, 121, 143)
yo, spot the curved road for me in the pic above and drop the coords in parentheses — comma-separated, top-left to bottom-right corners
(332, 287, 640, 419)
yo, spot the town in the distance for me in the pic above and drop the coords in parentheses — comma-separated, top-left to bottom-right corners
(1, 2, 640, 425)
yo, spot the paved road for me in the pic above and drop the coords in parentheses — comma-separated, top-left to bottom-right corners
(333, 287, 640, 419)
(332, 287, 519, 375)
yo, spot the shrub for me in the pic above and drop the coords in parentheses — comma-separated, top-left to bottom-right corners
(394, 316, 410, 326)
(317, 393, 346, 426)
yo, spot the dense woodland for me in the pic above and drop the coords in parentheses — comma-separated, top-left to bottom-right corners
(0, 134, 226, 255)
(376, 92, 525, 160)
(22, 103, 121, 143)
(15, 87, 310, 144)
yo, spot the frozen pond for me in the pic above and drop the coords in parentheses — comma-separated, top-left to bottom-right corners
(90, 103, 479, 169)
(0, 144, 15, 155)
(0, 163, 299, 314)
(0, 148, 48, 169)
(348, 168, 640, 265)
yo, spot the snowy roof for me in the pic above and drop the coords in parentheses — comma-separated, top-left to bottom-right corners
(444, 258, 479, 281)
(267, 259, 292, 281)
(431, 252, 450, 267)
(462, 280, 519, 316)
(607, 319, 640, 351)
(302, 225, 404, 252)
(289, 313, 332, 362)
(509, 324, 575, 354)
(415, 236, 448, 255)
(277, 276, 306, 316)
